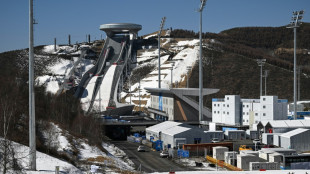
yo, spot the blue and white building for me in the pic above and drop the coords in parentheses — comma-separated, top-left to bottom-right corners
(212, 95, 288, 126)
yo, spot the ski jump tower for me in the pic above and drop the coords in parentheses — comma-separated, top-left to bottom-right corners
(74, 23, 142, 115)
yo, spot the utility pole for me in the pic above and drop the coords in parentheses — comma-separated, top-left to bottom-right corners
(54, 38, 57, 52)
(129, 75, 132, 104)
(88, 34, 91, 43)
(264, 70, 269, 96)
(170, 62, 175, 88)
(198, 0, 207, 124)
(158, 17, 166, 89)
(187, 66, 191, 88)
(298, 66, 301, 101)
(68, 34, 71, 45)
(29, 0, 36, 170)
(139, 77, 141, 112)
(287, 10, 304, 120)
(257, 59, 266, 97)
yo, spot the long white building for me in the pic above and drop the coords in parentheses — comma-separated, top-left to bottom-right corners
(212, 95, 287, 126)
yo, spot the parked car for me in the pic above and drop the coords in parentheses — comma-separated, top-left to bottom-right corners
(211, 138, 220, 143)
(160, 151, 169, 158)
(137, 146, 146, 152)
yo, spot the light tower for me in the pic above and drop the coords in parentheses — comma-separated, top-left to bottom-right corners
(198, 0, 207, 124)
(29, 0, 36, 170)
(257, 59, 266, 97)
(158, 17, 166, 89)
(287, 10, 304, 120)
(264, 70, 269, 96)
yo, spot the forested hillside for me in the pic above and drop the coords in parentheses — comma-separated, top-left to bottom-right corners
(171, 24, 310, 107)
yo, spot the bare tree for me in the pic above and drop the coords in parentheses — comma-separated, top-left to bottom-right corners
(0, 95, 22, 174)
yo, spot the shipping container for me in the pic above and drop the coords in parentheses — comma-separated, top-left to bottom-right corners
(249, 162, 280, 171)
(224, 151, 237, 165)
(213, 146, 229, 161)
(225, 130, 246, 140)
(237, 154, 259, 171)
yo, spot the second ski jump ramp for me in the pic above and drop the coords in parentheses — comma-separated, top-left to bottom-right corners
(74, 23, 142, 114)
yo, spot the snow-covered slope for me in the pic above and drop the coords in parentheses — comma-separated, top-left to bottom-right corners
(37, 37, 201, 112)
(1, 122, 134, 173)
(122, 38, 200, 110)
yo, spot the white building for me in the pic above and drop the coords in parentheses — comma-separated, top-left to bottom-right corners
(146, 121, 208, 148)
(279, 128, 310, 152)
(212, 95, 287, 126)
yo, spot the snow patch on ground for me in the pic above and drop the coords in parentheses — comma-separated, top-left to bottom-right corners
(177, 39, 200, 46)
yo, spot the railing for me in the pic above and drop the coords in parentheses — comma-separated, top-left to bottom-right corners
(206, 155, 243, 171)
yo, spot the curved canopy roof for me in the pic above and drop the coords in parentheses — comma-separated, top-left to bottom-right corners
(99, 23, 142, 34)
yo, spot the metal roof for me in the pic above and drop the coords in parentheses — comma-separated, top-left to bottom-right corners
(144, 87, 219, 96)
(164, 126, 191, 136)
(264, 120, 310, 128)
(146, 121, 182, 134)
(280, 128, 310, 138)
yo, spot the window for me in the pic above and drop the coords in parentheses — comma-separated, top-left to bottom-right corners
(243, 112, 245, 115)
(218, 111, 220, 114)
(247, 105, 249, 108)
(263, 98, 266, 101)
(247, 120, 249, 122)
(214, 104, 216, 107)
(247, 112, 249, 115)
(263, 105, 266, 109)
(218, 104, 220, 107)
(227, 104, 229, 107)
(214, 111, 216, 114)
(263, 113, 266, 116)
(227, 112, 229, 115)
(243, 119, 245, 122)
(227, 97, 229, 100)
(243, 105, 245, 107)
(223, 104, 225, 107)
(255, 113, 258, 116)
(223, 111, 225, 114)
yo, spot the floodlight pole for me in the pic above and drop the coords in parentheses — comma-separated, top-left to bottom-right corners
(198, 0, 207, 124)
(287, 10, 304, 120)
(257, 59, 266, 97)
(264, 70, 269, 96)
(158, 17, 166, 89)
(170, 62, 175, 88)
(29, 0, 36, 170)
(187, 66, 191, 88)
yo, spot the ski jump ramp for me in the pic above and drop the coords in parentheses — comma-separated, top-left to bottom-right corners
(74, 23, 142, 114)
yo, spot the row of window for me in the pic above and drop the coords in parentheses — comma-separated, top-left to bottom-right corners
(213, 111, 268, 117)
(214, 103, 230, 107)
(242, 119, 259, 124)
(213, 110, 230, 115)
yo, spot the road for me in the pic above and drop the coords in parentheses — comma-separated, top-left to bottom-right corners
(111, 141, 192, 173)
